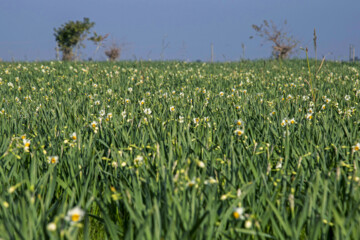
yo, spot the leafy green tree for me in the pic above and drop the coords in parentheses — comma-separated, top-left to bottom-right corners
(54, 18, 95, 61)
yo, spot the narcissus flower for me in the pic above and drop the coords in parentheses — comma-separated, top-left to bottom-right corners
(233, 207, 245, 220)
(144, 108, 152, 115)
(306, 113, 313, 120)
(234, 129, 244, 136)
(65, 206, 85, 224)
(70, 132, 77, 141)
(90, 121, 97, 128)
(23, 139, 31, 151)
(170, 106, 175, 112)
(235, 119, 244, 127)
(47, 156, 59, 164)
(353, 143, 360, 152)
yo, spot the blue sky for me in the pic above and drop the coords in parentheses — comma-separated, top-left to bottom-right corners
(0, 0, 359, 61)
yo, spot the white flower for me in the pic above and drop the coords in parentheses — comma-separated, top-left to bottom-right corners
(99, 110, 105, 116)
(234, 129, 244, 136)
(111, 161, 118, 168)
(179, 116, 184, 123)
(47, 222, 57, 232)
(65, 206, 85, 223)
(220, 195, 227, 200)
(245, 220, 252, 228)
(144, 108, 152, 115)
(193, 118, 200, 124)
(106, 113, 113, 119)
(128, 87, 133, 92)
(306, 113, 313, 120)
(90, 121, 98, 128)
(345, 95, 351, 101)
(95, 100, 100, 105)
(235, 119, 244, 127)
(353, 143, 360, 152)
(197, 161, 205, 168)
(70, 132, 77, 141)
(23, 139, 31, 151)
(47, 156, 59, 164)
(134, 155, 144, 166)
(233, 207, 245, 220)
(170, 106, 175, 112)
(187, 179, 196, 188)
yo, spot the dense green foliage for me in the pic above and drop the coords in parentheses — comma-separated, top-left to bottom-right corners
(0, 60, 360, 239)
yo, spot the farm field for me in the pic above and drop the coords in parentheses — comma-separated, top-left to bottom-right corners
(0, 60, 360, 239)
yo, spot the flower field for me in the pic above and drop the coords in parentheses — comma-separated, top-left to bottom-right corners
(0, 60, 360, 239)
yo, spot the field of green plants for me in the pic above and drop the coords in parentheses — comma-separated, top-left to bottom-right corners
(0, 60, 360, 239)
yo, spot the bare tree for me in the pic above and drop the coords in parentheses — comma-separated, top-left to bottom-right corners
(89, 32, 109, 60)
(252, 20, 299, 60)
(105, 43, 121, 61)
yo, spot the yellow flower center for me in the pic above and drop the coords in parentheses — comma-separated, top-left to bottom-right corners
(237, 121, 242, 126)
(92, 124, 96, 128)
(233, 211, 240, 219)
(51, 158, 56, 164)
(355, 146, 359, 151)
(71, 214, 80, 222)
(72, 136, 77, 140)
(25, 143, 30, 147)
(237, 130, 242, 136)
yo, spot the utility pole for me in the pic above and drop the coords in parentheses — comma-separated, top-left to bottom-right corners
(241, 43, 245, 60)
(211, 43, 214, 63)
(55, 46, 60, 61)
(353, 46, 355, 62)
(350, 44, 353, 62)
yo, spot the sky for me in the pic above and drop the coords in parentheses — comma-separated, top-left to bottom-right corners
(0, 0, 359, 62)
